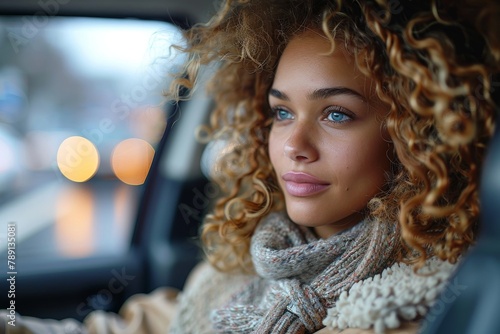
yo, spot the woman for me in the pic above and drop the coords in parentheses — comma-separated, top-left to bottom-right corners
(3, 0, 498, 333)
(163, 0, 498, 333)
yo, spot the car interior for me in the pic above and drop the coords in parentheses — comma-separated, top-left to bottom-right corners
(0, 0, 499, 332)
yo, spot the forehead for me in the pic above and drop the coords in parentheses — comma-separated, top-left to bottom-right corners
(272, 30, 371, 95)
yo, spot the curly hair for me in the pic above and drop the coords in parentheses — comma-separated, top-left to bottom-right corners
(166, 0, 499, 273)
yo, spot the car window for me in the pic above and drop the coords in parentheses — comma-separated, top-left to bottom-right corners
(0, 16, 183, 259)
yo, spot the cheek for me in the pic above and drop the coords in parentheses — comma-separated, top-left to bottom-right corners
(352, 141, 391, 187)
(268, 130, 281, 169)
(332, 135, 391, 187)
(365, 134, 392, 171)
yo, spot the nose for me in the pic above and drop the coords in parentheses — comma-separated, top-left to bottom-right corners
(284, 122, 319, 162)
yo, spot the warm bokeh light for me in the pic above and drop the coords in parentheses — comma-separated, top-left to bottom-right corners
(111, 138, 155, 185)
(57, 136, 100, 182)
(55, 187, 94, 258)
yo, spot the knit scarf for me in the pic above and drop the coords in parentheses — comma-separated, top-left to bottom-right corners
(212, 212, 400, 334)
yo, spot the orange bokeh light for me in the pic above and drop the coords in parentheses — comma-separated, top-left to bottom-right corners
(111, 138, 155, 185)
(57, 136, 99, 182)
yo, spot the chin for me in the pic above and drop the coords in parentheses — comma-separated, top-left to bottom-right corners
(285, 207, 321, 227)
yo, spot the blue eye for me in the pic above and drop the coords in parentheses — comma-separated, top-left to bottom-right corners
(327, 110, 351, 123)
(274, 108, 293, 121)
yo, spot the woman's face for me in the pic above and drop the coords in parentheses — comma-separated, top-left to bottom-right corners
(268, 30, 392, 238)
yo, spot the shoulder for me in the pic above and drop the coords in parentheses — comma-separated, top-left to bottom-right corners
(182, 260, 253, 295)
(170, 260, 256, 334)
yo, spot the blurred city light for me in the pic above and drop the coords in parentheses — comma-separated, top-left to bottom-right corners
(57, 136, 100, 182)
(111, 138, 154, 185)
(55, 187, 94, 258)
(0, 16, 179, 259)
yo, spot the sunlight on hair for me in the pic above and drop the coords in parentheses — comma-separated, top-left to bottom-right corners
(57, 136, 100, 183)
(111, 138, 155, 185)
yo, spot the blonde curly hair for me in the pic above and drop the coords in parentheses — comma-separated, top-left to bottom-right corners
(166, 0, 499, 273)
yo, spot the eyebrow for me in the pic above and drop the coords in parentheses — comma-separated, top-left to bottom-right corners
(269, 87, 366, 102)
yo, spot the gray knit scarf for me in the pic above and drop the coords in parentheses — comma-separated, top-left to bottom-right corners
(212, 212, 400, 334)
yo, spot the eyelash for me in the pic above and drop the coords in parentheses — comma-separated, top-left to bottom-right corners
(272, 108, 293, 121)
(270, 106, 354, 124)
(322, 106, 353, 123)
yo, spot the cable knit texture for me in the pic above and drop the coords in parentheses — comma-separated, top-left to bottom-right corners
(211, 212, 401, 333)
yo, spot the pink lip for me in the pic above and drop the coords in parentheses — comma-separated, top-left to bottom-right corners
(282, 172, 330, 197)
